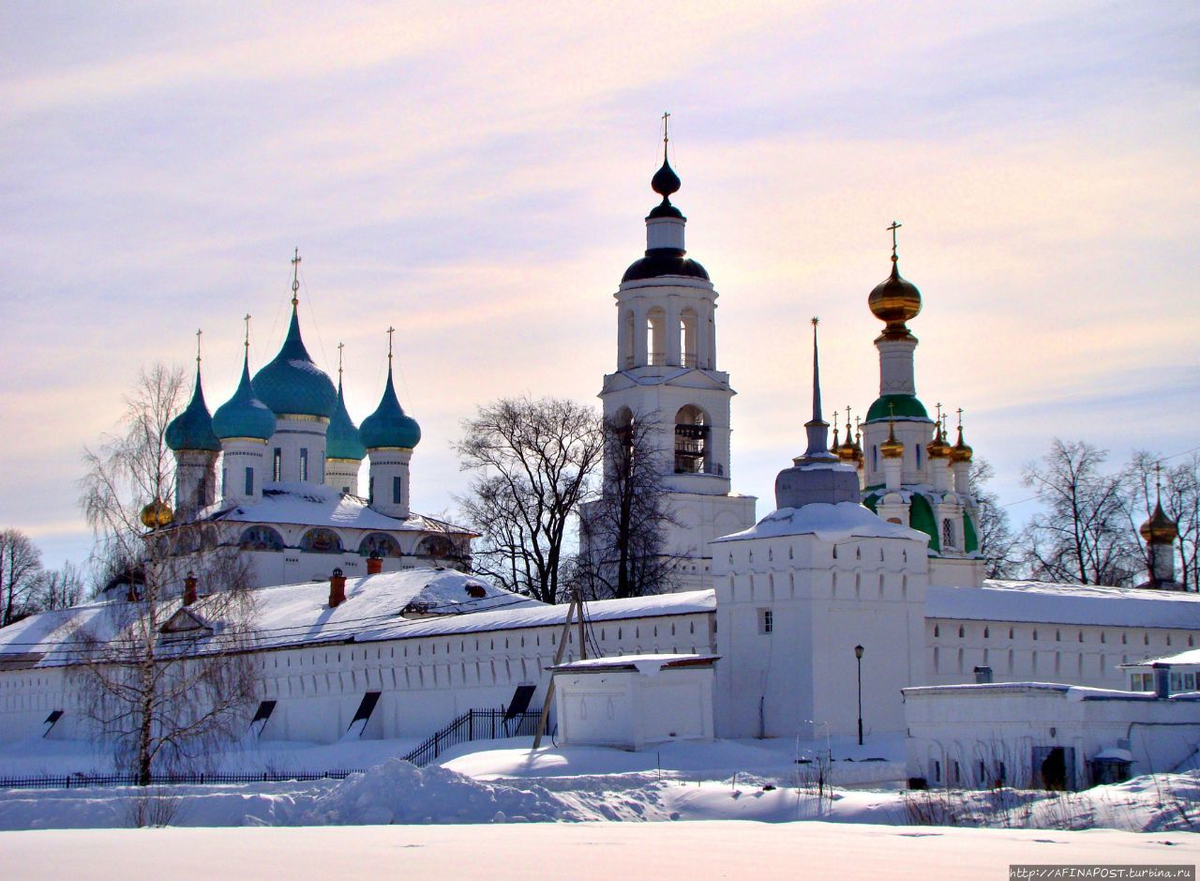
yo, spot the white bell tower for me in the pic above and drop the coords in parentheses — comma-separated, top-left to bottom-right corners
(588, 120, 755, 592)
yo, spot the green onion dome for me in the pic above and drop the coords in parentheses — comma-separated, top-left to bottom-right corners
(166, 366, 220, 452)
(213, 353, 277, 441)
(359, 366, 421, 450)
(327, 378, 366, 461)
(252, 307, 338, 419)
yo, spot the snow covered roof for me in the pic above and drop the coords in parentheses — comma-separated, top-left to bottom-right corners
(198, 482, 474, 535)
(552, 653, 719, 674)
(927, 580, 1200, 630)
(714, 501, 925, 544)
(1122, 647, 1200, 668)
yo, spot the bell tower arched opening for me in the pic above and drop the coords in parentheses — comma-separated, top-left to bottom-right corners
(674, 405, 712, 474)
(622, 310, 635, 369)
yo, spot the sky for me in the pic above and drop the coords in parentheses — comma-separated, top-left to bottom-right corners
(1, 1, 1197, 571)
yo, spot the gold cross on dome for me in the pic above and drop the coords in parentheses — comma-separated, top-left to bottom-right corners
(337, 342, 345, 380)
(195, 328, 202, 364)
(243, 314, 251, 348)
(387, 326, 396, 361)
(291, 247, 301, 304)
(957, 407, 964, 428)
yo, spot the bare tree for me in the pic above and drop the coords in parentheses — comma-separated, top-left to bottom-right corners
(454, 397, 603, 604)
(0, 529, 44, 626)
(1020, 439, 1140, 586)
(968, 459, 1020, 579)
(73, 364, 258, 785)
(35, 561, 86, 612)
(576, 412, 682, 599)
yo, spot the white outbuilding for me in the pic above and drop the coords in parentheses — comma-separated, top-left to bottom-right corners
(551, 654, 718, 751)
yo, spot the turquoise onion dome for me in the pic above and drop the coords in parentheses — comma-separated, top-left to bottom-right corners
(360, 365, 421, 450)
(166, 366, 220, 453)
(327, 378, 366, 461)
(251, 306, 338, 419)
(213, 353, 277, 441)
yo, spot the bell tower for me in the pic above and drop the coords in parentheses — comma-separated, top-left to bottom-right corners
(587, 120, 756, 592)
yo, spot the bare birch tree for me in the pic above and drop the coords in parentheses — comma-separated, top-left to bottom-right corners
(454, 397, 603, 604)
(73, 364, 258, 784)
(0, 529, 44, 625)
(968, 459, 1020, 579)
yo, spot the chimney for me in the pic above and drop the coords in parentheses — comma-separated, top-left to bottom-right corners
(1152, 663, 1171, 699)
(329, 568, 347, 608)
(366, 553, 383, 575)
(182, 572, 198, 606)
(973, 665, 993, 684)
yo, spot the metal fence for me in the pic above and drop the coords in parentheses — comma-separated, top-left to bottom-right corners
(0, 769, 364, 790)
(402, 708, 544, 768)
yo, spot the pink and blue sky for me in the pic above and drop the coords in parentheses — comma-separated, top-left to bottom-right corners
(2, 2, 1197, 569)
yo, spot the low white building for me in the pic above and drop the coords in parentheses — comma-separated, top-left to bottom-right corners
(551, 654, 718, 751)
(904, 680, 1200, 790)
(1123, 648, 1200, 695)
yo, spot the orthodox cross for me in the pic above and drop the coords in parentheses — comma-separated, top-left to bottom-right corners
(291, 247, 301, 306)
(243, 314, 251, 348)
(956, 407, 964, 429)
(195, 328, 203, 365)
(935, 402, 943, 436)
(887, 221, 902, 259)
(337, 342, 345, 382)
(662, 110, 671, 147)
(387, 326, 396, 362)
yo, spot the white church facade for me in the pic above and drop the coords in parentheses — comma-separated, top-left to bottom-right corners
(0, 141, 1197, 786)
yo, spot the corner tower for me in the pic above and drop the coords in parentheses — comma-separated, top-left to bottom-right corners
(590, 122, 755, 591)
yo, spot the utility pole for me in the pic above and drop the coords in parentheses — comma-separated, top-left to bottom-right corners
(532, 590, 581, 750)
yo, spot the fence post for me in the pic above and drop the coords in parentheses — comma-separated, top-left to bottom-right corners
(469, 711, 473, 742)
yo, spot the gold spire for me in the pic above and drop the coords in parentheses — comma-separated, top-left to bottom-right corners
(880, 419, 904, 460)
(830, 418, 840, 455)
(836, 405, 856, 461)
(1140, 463, 1178, 544)
(290, 247, 301, 307)
(950, 407, 974, 463)
(852, 419, 865, 467)
(927, 402, 952, 459)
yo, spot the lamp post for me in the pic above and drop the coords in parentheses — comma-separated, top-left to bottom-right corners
(854, 644, 864, 746)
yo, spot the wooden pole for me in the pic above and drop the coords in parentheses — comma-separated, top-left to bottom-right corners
(531, 594, 578, 750)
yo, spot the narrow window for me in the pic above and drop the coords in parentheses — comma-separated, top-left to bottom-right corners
(273, 448, 282, 482)
(244, 467, 254, 496)
(758, 608, 773, 635)
(393, 475, 402, 505)
(299, 447, 309, 482)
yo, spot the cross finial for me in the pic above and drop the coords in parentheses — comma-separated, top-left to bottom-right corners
(243, 314, 251, 349)
(387, 326, 396, 362)
(887, 221, 902, 261)
(1154, 461, 1163, 497)
(337, 342, 345, 382)
(956, 407, 964, 428)
(291, 247, 301, 306)
(935, 402, 943, 432)
(195, 328, 203, 365)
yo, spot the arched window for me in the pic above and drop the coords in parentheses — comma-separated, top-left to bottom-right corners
(647, 307, 666, 366)
(674, 405, 710, 474)
(680, 308, 698, 367)
(359, 532, 402, 558)
(240, 525, 284, 552)
(942, 518, 956, 551)
(300, 528, 343, 554)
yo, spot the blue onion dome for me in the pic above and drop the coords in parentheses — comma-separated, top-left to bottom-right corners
(327, 378, 366, 461)
(213, 353, 277, 441)
(251, 307, 338, 419)
(166, 366, 220, 452)
(359, 366, 421, 450)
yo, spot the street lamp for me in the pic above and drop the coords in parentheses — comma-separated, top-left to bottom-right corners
(854, 644, 865, 746)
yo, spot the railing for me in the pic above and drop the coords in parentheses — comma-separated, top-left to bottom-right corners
(402, 708, 544, 768)
(0, 769, 364, 791)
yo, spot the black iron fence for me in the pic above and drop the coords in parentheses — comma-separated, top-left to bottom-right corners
(0, 769, 364, 790)
(402, 708, 544, 768)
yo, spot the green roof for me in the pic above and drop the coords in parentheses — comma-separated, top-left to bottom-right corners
(327, 381, 366, 461)
(866, 394, 930, 423)
(360, 367, 421, 450)
(166, 367, 220, 452)
(963, 510, 979, 554)
(213, 354, 277, 441)
(908, 492, 940, 552)
(252, 307, 337, 419)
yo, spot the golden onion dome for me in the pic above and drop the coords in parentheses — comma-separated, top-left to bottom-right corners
(880, 422, 904, 459)
(868, 256, 922, 338)
(829, 422, 841, 457)
(950, 425, 974, 464)
(1140, 502, 1178, 544)
(851, 427, 865, 466)
(836, 420, 857, 462)
(927, 425, 952, 459)
(139, 498, 174, 529)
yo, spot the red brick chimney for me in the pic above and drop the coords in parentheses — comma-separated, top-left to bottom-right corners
(329, 568, 347, 608)
(182, 572, 198, 606)
(366, 553, 383, 575)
